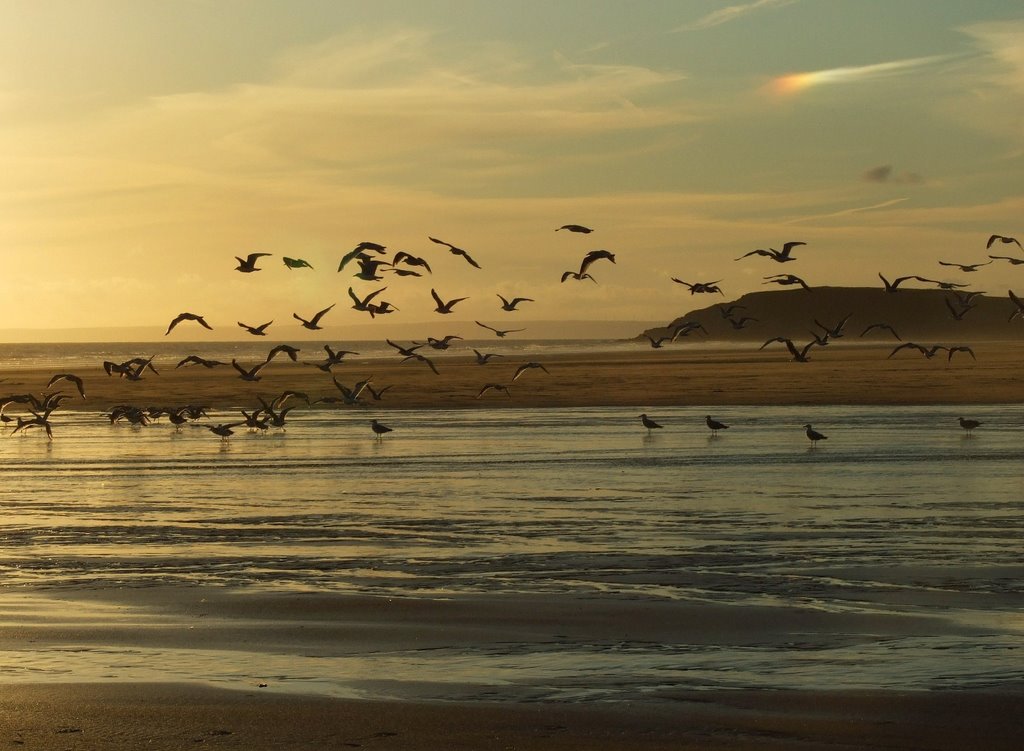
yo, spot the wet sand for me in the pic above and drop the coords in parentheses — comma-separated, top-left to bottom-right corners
(2, 340, 1022, 410)
(2, 681, 1023, 750)
(1, 588, 1022, 750)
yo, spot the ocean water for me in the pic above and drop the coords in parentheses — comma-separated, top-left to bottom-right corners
(0, 403, 1022, 700)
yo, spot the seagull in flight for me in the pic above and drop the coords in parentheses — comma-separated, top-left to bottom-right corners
(1008, 290, 1024, 322)
(475, 321, 525, 337)
(763, 274, 811, 291)
(235, 253, 271, 272)
(736, 241, 804, 263)
(988, 254, 1024, 266)
(420, 335, 463, 350)
(671, 279, 723, 295)
(165, 313, 212, 336)
(431, 288, 469, 314)
(578, 249, 616, 276)
(878, 273, 927, 293)
(512, 362, 549, 381)
(175, 355, 226, 369)
(476, 383, 512, 399)
(428, 236, 481, 269)
(282, 257, 314, 269)
(888, 342, 947, 359)
(560, 270, 597, 283)
(293, 304, 335, 330)
(814, 314, 853, 339)
(497, 294, 534, 311)
(348, 286, 388, 314)
(939, 260, 993, 272)
(391, 251, 432, 274)
(946, 346, 976, 362)
(231, 359, 270, 382)
(238, 320, 273, 336)
(46, 373, 86, 399)
(860, 323, 901, 340)
(556, 224, 593, 233)
(472, 349, 503, 364)
(987, 234, 1020, 249)
(760, 336, 819, 362)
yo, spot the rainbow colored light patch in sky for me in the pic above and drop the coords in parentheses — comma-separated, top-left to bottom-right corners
(769, 55, 950, 96)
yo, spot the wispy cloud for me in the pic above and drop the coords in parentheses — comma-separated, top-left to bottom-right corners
(767, 55, 954, 95)
(675, 0, 796, 32)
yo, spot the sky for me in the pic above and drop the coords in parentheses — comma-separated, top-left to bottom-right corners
(1, 0, 1022, 340)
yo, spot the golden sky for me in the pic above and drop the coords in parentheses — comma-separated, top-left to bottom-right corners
(1, 1, 1022, 339)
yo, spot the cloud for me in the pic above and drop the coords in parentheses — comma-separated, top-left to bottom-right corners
(767, 55, 955, 95)
(960, 21, 1024, 94)
(675, 0, 796, 32)
(861, 165, 923, 185)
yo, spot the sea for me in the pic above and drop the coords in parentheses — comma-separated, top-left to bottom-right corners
(0, 341, 1022, 701)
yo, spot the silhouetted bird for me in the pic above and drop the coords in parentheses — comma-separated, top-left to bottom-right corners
(803, 424, 827, 444)
(238, 320, 273, 336)
(431, 289, 469, 314)
(639, 413, 662, 433)
(293, 304, 335, 330)
(497, 294, 534, 311)
(475, 321, 525, 337)
(428, 237, 481, 268)
(370, 419, 393, 439)
(736, 241, 804, 263)
(235, 253, 271, 272)
(282, 257, 313, 269)
(987, 234, 1020, 249)
(763, 273, 811, 291)
(556, 224, 593, 233)
(166, 312, 212, 336)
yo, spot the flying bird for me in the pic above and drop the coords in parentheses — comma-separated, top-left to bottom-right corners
(352, 241, 387, 254)
(1008, 290, 1024, 322)
(175, 355, 226, 369)
(165, 312, 212, 336)
(560, 271, 597, 283)
(946, 346, 976, 362)
(760, 336, 819, 362)
(231, 359, 269, 382)
(945, 297, 975, 321)
(472, 349, 503, 364)
(282, 257, 314, 269)
(266, 344, 301, 362)
(938, 260, 993, 272)
(878, 273, 926, 293)
(431, 288, 469, 314)
(497, 294, 534, 311)
(476, 383, 512, 399)
(420, 335, 463, 350)
(475, 321, 525, 338)
(348, 286, 388, 314)
(556, 224, 593, 233)
(736, 241, 804, 263)
(578, 249, 616, 276)
(717, 304, 747, 318)
(860, 323, 901, 340)
(428, 236, 481, 269)
(672, 279, 723, 294)
(512, 362, 549, 381)
(391, 251, 432, 274)
(763, 274, 811, 291)
(46, 373, 85, 399)
(888, 342, 947, 359)
(814, 314, 853, 339)
(987, 234, 1020, 249)
(238, 320, 273, 336)
(235, 253, 271, 273)
(987, 254, 1024, 266)
(293, 304, 336, 330)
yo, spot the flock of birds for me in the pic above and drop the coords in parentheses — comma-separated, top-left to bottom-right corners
(1, 227, 1018, 442)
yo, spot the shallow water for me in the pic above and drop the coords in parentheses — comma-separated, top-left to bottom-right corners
(1, 404, 1022, 699)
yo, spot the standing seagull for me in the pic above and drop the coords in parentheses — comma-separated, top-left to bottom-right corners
(803, 423, 828, 445)
(235, 253, 271, 272)
(705, 415, 728, 435)
(293, 304, 336, 330)
(165, 312, 213, 336)
(428, 237, 481, 269)
(958, 416, 981, 435)
(370, 419, 393, 440)
(639, 413, 662, 433)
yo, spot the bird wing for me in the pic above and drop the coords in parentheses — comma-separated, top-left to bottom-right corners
(310, 304, 335, 324)
(428, 236, 454, 250)
(475, 321, 497, 332)
(453, 248, 481, 268)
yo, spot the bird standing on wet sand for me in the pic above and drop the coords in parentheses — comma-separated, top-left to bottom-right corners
(370, 419, 393, 439)
(293, 304, 335, 330)
(165, 313, 213, 336)
(958, 417, 981, 435)
(639, 414, 662, 433)
(803, 424, 827, 444)
(235, 253, 271, 272)
(705, 415, 728, 435)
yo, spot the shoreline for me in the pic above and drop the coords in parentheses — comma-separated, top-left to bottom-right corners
(2, 341, 1022, 410)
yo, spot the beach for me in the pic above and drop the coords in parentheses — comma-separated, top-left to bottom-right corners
(2, 340, 1022, 411)
(2, 343, 1023, 749)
